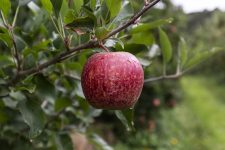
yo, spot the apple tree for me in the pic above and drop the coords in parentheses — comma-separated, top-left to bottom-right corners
(0, 0, 221, 149)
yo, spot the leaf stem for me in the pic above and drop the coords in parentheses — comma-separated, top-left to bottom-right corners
(50, 16, 64, 40)
(144, 72, 183, 83)
(9, 28, 21, 71)
(99, 41, 110, 52)
(60, 14, 65, 38)
(0, 11, 8, 28)
(12, 6, 20, 27)
(163, 63, 166, 76)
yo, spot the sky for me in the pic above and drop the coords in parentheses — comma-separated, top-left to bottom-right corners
(171, 0, 225, 13)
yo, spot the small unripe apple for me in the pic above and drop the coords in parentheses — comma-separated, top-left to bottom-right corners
(152, 98, 161, 107)
(81, 52, 144, 109)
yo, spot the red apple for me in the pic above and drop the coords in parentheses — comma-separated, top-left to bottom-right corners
(81, 52, 144, 109)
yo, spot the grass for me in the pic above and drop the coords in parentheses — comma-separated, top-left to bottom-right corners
(157, 76, 225, 150)
(179, 76, 225, 149)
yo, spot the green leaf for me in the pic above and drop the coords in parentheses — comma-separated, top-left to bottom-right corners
(14, 76, 36, 93)
(65, 16, 94, 30)
(32, 40, 51, 51)
(76, 95, 89, 113)
(66, 62, 83, 73)
(0, 0, 11, 17)
(131, 18, 173, 33)
(95, 27, 110, 40)
(89, 134, 113, 150)
(22, 40, 50, 58)
(0, 33, 12, 47)
(130, 32, 154, 46)
(104, 38, 124, 48)
(74, 97, 102, 124)
(15, 36, 27, 52)
(0, 86, 10, 100)
(116, 43, 148, 54)
(112, 2, 133, 25)
(0, 25, 8, 33)
(106, 0, 122, 18)
(18, 99, 46, 138)
(115, 108, 135, 132)
(50, 0, 63, 18)
(60, 0, 69, 18)
(73, 0, 83, 14)
(0, 55, 14, 67)
(99, 1, 110, 23)
(41, 0, 53, 14)
(14, 75, 36, 93)
(179, 37, 188, 67)
(64, 9, 75, 24)
(159, 27, 173, 63)
(90, 0, 96, 10)
(82, 6, 97, 25)
(0, 109, 8, 123)
(0, 27, 12, 47)
(9, 91, 26, 102)
(138, 57, 151, 67)
(184, 47, 223, 70)
(14, 85, 36, 94)
(107, 38, 124, 49)
(34, 74, 56, 99)
(75, 82, 85, 98)
(19, 0, 33, 6)
(53, 133, 73, 150)
(55, 98, 72, 112)
(27, 1, 40, 14)
(22, 47, 32, 57)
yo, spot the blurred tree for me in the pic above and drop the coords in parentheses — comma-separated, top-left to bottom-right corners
(184, 10, 225, 80)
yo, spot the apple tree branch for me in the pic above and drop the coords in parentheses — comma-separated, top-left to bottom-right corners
(7, 0, 161, 85)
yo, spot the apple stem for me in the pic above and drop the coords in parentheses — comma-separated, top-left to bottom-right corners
(99, 42, 110, 52)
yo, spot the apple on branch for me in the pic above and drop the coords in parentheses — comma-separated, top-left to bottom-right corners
(81, 52, 144, 110)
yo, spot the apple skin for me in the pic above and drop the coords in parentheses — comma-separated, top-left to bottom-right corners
(81, 52, 144, 110)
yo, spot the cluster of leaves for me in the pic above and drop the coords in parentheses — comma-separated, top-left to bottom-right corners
(0, 0, 222, 149)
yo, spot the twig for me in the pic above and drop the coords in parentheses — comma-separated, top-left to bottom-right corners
(7, 0, 161, 85)
(10, 28, 21, 71)
(1, 10, 21, 71)
(144, 73, 182, 83)
(104, 0, 161, 40)
(9, 40, 98, 85)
